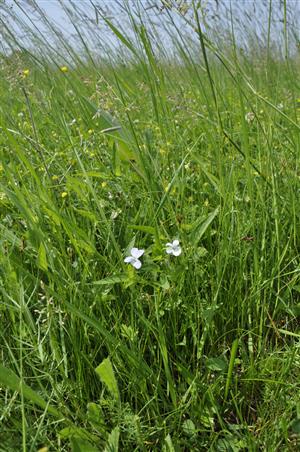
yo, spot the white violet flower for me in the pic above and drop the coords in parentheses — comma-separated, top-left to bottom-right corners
(124, 247, 144, 269)
(166, 239, 182, 256)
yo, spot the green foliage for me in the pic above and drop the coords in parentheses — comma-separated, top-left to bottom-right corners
(95, 358, 120, 403)
(0, 1, 300, 450)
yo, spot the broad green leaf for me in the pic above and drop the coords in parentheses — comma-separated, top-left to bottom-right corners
(38, 241, 48, 271)
(104, 427, 120, 452)
(224, 338, 239, 400)
(111, 140, 121, 176)
(182, 419, 196, 438)
(71, 437, 99, 452)
(164, 434, 175, 452)
(291, 419, 300, 434)
(206, 356, 227, 372)
(60, 427, 98, 444)
(95, 357, 120, 402)
(87, 402, 105, 430)
(190, 207, 220, 245)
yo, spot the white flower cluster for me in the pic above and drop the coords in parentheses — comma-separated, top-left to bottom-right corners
(124, 239, 182, 269)
(245, 111, 255, 123)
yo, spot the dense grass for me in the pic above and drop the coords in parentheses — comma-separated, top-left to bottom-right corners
(0, 1, 300, 450)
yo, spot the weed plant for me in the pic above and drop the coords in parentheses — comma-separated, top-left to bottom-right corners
(0, 1, 300, 450)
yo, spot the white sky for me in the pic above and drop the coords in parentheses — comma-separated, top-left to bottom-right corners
(2, 1, 300, 58)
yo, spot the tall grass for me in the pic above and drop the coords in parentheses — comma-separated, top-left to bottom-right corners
(0, 1, 300, 450)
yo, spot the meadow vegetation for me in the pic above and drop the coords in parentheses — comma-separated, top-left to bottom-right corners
(0, 1, 300, 450)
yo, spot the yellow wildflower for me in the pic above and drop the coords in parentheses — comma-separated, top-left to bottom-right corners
(61, 192, 68, 198)
(60, 66, 68, 73)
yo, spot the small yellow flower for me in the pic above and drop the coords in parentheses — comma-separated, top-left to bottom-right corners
(60, 66, 68, 73)
(22, 69, 30, 77)
(101, 181, 107, 188)
(88, 128, 94, 135)
(52, 175, 59, 181)
(204, 199, 209, 207)
(61, 192, 68, 198)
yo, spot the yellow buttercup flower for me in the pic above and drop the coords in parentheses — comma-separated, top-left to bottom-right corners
(61, 192, 68, 198)
(22, 69, 30, 77)
(60, 66, 68, 73)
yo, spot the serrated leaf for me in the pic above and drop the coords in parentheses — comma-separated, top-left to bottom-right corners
(95, 357, 119, 401)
